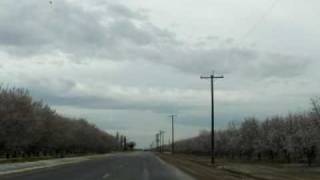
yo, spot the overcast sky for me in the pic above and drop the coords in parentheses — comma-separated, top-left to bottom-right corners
(1, 0, 320, 148)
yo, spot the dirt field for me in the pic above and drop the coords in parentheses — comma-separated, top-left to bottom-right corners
(157, 153, 320, 180)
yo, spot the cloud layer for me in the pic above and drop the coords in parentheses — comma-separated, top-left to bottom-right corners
(1, 0, 319, 147)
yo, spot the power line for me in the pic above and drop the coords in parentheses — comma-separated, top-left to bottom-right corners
(227, 0, 280, 69)
(238, 0, 280, 46)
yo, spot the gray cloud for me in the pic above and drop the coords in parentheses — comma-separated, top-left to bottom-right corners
(0, 0, 310, 81)
(0, 0, 171, 58)
(36, 93, 194, 113)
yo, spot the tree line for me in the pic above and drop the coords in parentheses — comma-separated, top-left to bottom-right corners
(174, 98, 320, 166)
(0, 87, 119, 158)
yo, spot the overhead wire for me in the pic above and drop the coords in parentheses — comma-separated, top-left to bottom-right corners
(236, 0, 280, 47)
(226, 0, 281, 65)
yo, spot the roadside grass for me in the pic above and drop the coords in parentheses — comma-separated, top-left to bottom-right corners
(158, 153, 320, 180)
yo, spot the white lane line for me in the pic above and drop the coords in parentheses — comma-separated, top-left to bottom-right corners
(102, 173, 110, 179)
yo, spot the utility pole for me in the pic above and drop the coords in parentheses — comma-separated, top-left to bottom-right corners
(156, 133, 160, 152)
(159, 133, 161, 152)
(120, 135, 124, 150)
(150, 142, 154, 151)
(200, 72, 224, 164)
(162, 131, 164, 152)
(116, 132, 120, 150)
(169, 115, 176, 154)
(123, 136, 127, 151)
(159, 130, 165, 153)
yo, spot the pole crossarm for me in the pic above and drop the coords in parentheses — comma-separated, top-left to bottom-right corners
(200, 75, 224, 79)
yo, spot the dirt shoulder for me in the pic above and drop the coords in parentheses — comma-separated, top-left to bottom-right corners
(157, 153, 320, 180)
(157, 153, 256, 180)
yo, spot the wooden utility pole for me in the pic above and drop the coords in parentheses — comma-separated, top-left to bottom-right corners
(169, 115, 176, 154)
(201, 72, 224, 164)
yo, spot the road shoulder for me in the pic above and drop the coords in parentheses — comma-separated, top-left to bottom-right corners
(0, 154, 111, 176)
(157, 153, 256, 180)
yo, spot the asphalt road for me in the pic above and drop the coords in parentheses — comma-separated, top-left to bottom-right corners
(1, 152, 194, 180)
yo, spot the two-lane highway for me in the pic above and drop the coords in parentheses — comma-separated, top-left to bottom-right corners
(1, 152, 194, 180)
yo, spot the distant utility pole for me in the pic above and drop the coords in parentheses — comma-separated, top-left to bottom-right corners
(169, 115, 176, 154)
(156, 133, 160, 152)
(150, 142, 154, 151)
(159, 130, 165, 153)
(200, 72, 224, 164)
(123, 136, 127, 151)
(120, 135, 124, 150)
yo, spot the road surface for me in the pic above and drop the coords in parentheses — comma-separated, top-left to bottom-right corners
(0, 152, 194, 180)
